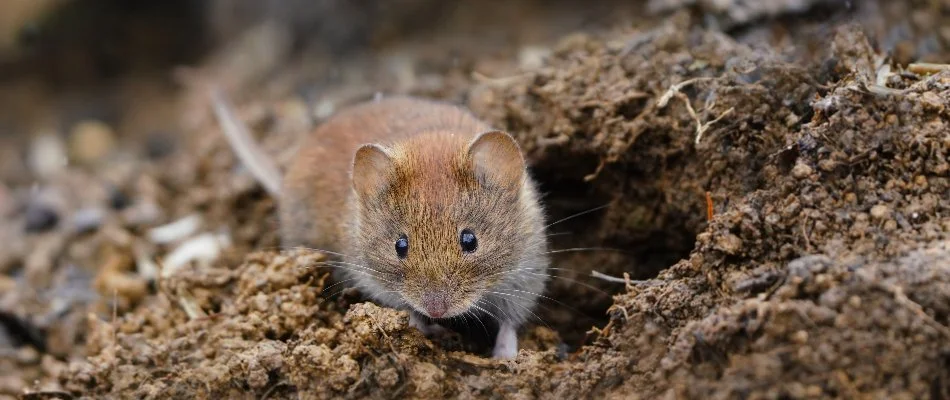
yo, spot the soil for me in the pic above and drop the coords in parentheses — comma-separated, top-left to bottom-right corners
(1, 0, 949, 399)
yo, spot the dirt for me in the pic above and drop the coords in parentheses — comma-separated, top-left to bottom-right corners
(1, 0, 949, 399)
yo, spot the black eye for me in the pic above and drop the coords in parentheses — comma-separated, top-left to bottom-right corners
(459, 229, 478, 253)
(395, 235, 409, 259)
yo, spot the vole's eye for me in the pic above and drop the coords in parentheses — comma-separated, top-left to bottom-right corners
(459, 229, 478, 253)
(395, 235, 409, 259)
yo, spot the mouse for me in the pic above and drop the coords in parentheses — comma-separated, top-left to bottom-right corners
(211, 92, 550, 359)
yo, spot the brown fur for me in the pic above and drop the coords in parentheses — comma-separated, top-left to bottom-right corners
(280, 96, 549, 328)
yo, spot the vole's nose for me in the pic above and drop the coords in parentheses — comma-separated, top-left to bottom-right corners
(421, 292, 448, 318)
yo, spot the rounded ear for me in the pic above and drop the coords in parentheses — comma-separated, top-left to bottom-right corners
(467, 131, 526, 190)
(352, 144, 395, 198)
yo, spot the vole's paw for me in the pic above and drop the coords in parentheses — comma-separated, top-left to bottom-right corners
(492, 322, 518, 359)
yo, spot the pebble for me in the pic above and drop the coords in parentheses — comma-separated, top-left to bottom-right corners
(24, 202, 59, 233)
(519, 46, 551, 70)
(72, 207, 107, 233)
(162, 232, 232, 278)
(121, 200, 163, 226)
(28, 133, 68, 179)
(68, 120, 116, 165)
(790, 330, 809, 344)
(716, 233, 743, 255)
(791, 162, 813, 179)
(148, 214, 203, 244)
(869, 204, 891, 220)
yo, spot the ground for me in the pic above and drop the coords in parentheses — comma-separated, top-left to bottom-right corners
(0, 0, 948, 399)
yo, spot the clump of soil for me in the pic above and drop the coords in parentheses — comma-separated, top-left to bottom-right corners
(2, 1, 949, 398)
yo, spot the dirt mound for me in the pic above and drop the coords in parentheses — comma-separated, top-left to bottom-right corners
(49, 16, 950, 399)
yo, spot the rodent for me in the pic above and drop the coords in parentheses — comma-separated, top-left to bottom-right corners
(211, 93, 550, 359)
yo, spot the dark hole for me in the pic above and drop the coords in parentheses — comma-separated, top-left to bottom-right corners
(524, 146, 698, 349)
(0, 310, 47, 352)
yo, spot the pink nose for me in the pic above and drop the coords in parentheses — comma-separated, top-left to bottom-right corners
(421, 292, 448, 318)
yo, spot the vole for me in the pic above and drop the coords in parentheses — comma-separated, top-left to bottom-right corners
(211, 93, 550, 359)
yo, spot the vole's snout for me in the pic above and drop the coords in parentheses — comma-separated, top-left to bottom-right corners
(421, 291, 448, 318)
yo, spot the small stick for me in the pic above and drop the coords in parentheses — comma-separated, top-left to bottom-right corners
(695, 107, 734, 145)
(590, 270, 657, 286)
(705, 191, 714, 221)
(907, 62, 950, 75)
(657, 77, 716, 108)
(471, 71, 531, 86)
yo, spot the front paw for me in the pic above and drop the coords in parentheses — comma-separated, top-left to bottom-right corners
(492, 322, 518, 359)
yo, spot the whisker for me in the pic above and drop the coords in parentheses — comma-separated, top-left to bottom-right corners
(543, 247, 633, 256)
(311, 264, 400, 288)
(321, 277, 358, 294)
(318, 260, 388, 277)
(495, 288, 585, 315)
(545, 231, 573, 238)
(464, 309, 490, 338)
(324, 282, 366, 299)
(544, 203, 612, 229)
(480, 266, 594, 280)
(268, 245, 358, 260)
(480, 266, 610, 296)
(509, 269, 610, 295)
(471, 301, 502, 327)
(486, 291, 552, 330)
(479, 298, 513, 323)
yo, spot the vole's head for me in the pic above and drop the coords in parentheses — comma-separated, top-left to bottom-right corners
(349, 130, 545, 320)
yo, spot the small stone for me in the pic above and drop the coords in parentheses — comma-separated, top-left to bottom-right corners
(25, 203, 59, 233)
(28, 133, 68, 179)
(69, 120, 116, 165)
(790, 330, 809, 344)
(817, 159, 836, 172)
(121, 201, 163, 226)
(805, 385, 823, 397)
(791, 162, 813, 179)
(848, 296, 862, 307)
(73, 207, 107, 233)
(519, 46, 551, 70)
(869, 204, 890, 220)
(883, 220, 897, 231)
(919, 92, 943, 111)
(716, 233, 743, 255)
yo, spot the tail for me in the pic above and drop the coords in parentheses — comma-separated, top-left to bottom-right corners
(209, 88, 283, 197)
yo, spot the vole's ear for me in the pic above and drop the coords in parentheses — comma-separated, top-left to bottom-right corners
(467, 131, 525, 190)
(352, 144, 395, 198)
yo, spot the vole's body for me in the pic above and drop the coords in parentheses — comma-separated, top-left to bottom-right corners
(213, 94, 549, 358)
